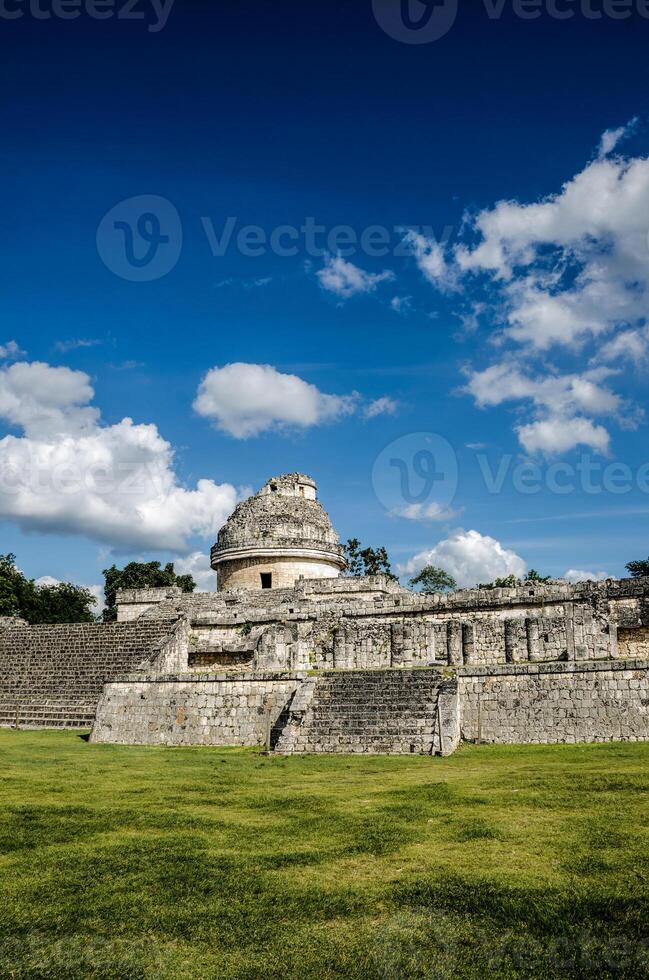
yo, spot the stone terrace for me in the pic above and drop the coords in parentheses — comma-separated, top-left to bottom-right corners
(0, 618, 182, 730)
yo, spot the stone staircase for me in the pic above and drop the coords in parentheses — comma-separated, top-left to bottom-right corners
(0, 619, 182, 730)
(275, 668, 459, 756)
(0, 696, 97, 730)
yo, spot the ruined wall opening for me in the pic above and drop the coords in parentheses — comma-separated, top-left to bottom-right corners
(260, 573, 272, 590)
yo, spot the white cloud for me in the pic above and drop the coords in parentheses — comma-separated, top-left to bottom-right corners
(597, 118, 637, 160)
(317, 254, 394, 298)
(0, 361, 98, 438)
(390, 296, 412, 315)
(392, 502, 462, 523)
(0, 361, 239, 552)
(596, 325, 649, 364)
(464, 360, 623, 454)
(194, 362, 358, 439)
(410, 127, 649, 455)
(453, 143, 649, 355)
(363, 396, 399, 420)
(465, 362, 621, 416)
(398, 529, 526, 589)
(563, 569, 610, 584)
(404, 230, 458, 292)
(174, 551, 215, 592)
(0, 340, 26, 360)
(516, 416, 611, 456)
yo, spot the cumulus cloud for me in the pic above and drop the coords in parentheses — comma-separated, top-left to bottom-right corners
(411, 125, 649, 455)
(596, 325, 649, 364)
(0, 361, 238, 552)
(464, 361, 624, 454)
(398, 529, 526, 589)
(194, 363, 358, 439)
(404, 230, 458, 292)
(174, 551, 215, 592)
(563, 569, 610, 583)
(0, 340, 26, 360)
(317, 254, 394, 298)
(597, 118, 637, 160)
(363, 396, 399, 420)
(452, 149, 649, 352)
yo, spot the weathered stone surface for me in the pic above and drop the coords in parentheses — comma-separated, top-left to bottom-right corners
(4, 474, 649, 753)
(275, 668, 460, 756)
(459, 659, 649, 744)
(0, 618, 185, 729)
(210, 473, 346, 591)
(90, 672, 305, 747)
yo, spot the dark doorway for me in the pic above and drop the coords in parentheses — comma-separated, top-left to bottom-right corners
(260, 573, 272, 589)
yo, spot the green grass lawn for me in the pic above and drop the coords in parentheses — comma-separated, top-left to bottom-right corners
(0, 733, 648, 979)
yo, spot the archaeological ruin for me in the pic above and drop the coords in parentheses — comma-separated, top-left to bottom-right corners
(1, 472, 648, 754)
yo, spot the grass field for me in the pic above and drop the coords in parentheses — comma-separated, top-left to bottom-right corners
(0, 732, 648, 979)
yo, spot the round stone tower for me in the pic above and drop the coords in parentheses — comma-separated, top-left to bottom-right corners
(211, 473, 346, 592)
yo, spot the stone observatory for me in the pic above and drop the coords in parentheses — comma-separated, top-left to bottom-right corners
(210, 473, 347, 591)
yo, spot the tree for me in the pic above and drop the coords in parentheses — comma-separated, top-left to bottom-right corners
(626, 559, 649, 579)
(0, 554, 27, 618)
(343, 539, 396, 580)
(24, 582, 97, 625)
(0, 553, 96, 624)
(102, 561, 196, 622)
(478, 570, 551, 590)
(409, 565, 457, 594)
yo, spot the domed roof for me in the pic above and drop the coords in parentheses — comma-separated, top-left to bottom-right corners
(212, 473, 345, 565)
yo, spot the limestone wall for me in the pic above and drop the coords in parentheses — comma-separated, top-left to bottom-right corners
(217, 555, 340, 592)
(90, 672, 304, 747)
(116, 576, 646, 674)
(618, 627, 649, 659)
(459, 659, 649, 744)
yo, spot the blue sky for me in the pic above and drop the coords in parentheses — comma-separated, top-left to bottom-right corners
(1, 0, 649, 601)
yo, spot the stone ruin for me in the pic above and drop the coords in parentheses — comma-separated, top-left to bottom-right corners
(2, 472, 649, 755)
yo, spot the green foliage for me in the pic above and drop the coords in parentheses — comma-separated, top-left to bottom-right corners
(102, 561, 196, 622)
(626, 558, 649, 579)
(343, 538, 396, 580)
(478, 574, 520, 590)
(478, 570, 551, 590)
(0, 553, 23, 618)
(0, 553, 96, 624)
(409, 565, 458, 594)
(0, 733, 647, 978)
